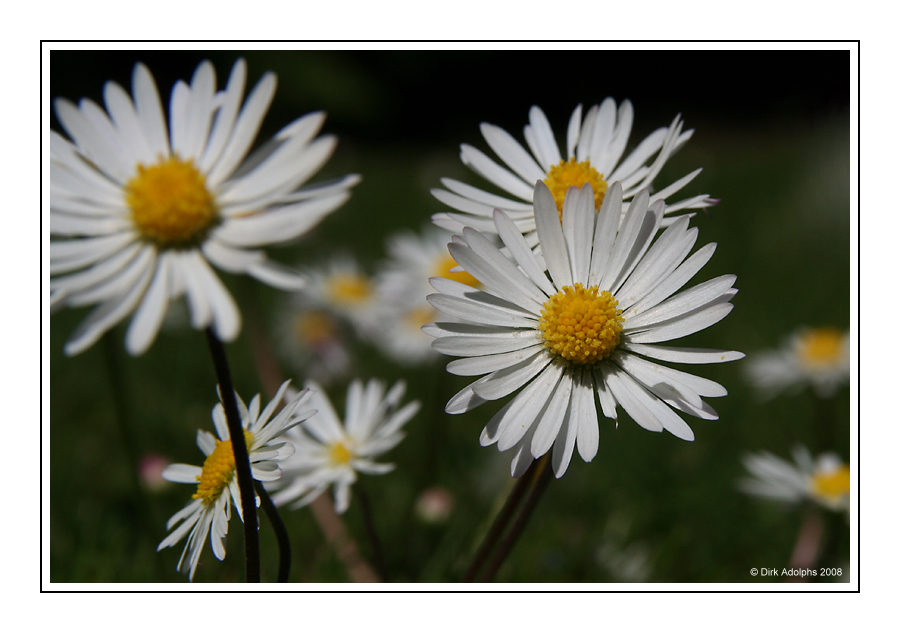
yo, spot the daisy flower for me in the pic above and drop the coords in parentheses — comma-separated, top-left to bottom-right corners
(268, 379, 420, 514)
(51, 58, 359, 356)
(425, 180, 742, 478)
(157, 380, 315, 581)
(369, 227, 479, 365)
(276, 305, 352, 384)
(739, 445, 850, 513)
(297, 255, 380, 338)
(431, 100, 715, 248)
(745, 327, 850, 398)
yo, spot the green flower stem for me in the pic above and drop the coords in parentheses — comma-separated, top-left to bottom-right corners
(254, 480, 291, 583)
(205, 328, 260, 583)
(462, 456, 542, 582)
(357, 483, 389, 582)
(478, 454, 553, 583)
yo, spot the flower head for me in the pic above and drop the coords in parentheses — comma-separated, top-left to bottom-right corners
(51, 59, 359, 355)
(268, 379, 420, 513)
(157, 381, 315, 581)
(431, 101, 715, 248)
(425, 180, 742, 478)
(296, 255, 380, 338)
(745, 327, 850, 398)
(369, 227, 479, 365)
(739, 446, 850, 513)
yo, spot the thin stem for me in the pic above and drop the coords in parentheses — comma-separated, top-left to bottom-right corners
(462, 459, 540, 582)
(205, 328, 260, 583)
(478, 454, 553, 583)
(786, 504, 825, 582)
(254, 481, 291, 583)
(101, 333, 147, 499)
(357, 483, 389, 582)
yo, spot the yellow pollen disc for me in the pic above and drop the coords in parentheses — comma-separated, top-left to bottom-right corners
(125, 156, 218, 246)
(294, 310, 337, 345)
(797, 328, 844, 368)
(434, 254, 479, 287)
(193, 431, 254, 504)
(543, 158, 608, 221)
(328, 274, 372, 306)
(539, 283, 623, 365)
(810, 464, 850, 504)
(328, 441, 353, 466)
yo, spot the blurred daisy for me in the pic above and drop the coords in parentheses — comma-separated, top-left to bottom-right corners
(378, 226, 480, 304)
(425, 181, 742, 478)
(369, 227, 479, 365)
(157, 381, 314, 581)
(298, 255, 380, 338)
(431, 100, 715, 247)
(745, 327, 850, 398)
(51, 58, 359, 355)
(739, 446, 850, 513)
(269, 379, 420, 514)
(276, 306, 352, 384)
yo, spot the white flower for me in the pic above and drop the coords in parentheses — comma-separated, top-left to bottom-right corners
(297, 255, 379, 337)
(51, 58, 359, 355)
(157, 381, 314, 581)
(739, 446, 850, 513)
(275, 305, 352, 385)
(425, 180, 742, 478)
(268, 379, 420, 514)
(431, 100, 715, 247)
(745, 327, 850, 398)
(369, 226, 480, 365)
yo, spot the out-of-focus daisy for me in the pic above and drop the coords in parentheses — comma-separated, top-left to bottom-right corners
(425, 181, 742, 478)
(268, 379, 420, 514)
(431, 100, 715, 247)
(739, 446, 850, 513)
(276, 305, 352, 385)
(51, 58, 359, 355)
(298, 255, 380, 338)
(369, 227, 479, 365)
(745, 327, 850, 398)
(157, 381, 314, 581)
(378, 226, 480, 304)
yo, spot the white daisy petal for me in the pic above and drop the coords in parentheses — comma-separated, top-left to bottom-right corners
(446, 343, 544, 376)
(532, 181, 572, 289)
(480, 122, 546, 184)
(125, 252, 173, 355)
(472, 349, 554, 400)
(460, 143, 534, 201)
(551, 402, 578, 478)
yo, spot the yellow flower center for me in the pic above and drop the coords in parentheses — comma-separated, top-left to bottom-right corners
(328, 441, 353, 466)
(125, 156, 218, 246)
(543, 158, 608, 221)
(810, 464, 850, 506)
(433, 253, 479, 287)
(797, 328, 844, 368)
(328, 274, 372, 306)
(539, 283, 623, 364)
(193, 431, 254, 504)
(294, 310, 337, 345)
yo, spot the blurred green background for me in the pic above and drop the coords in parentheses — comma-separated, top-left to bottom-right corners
(49, 49, 851, 583)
